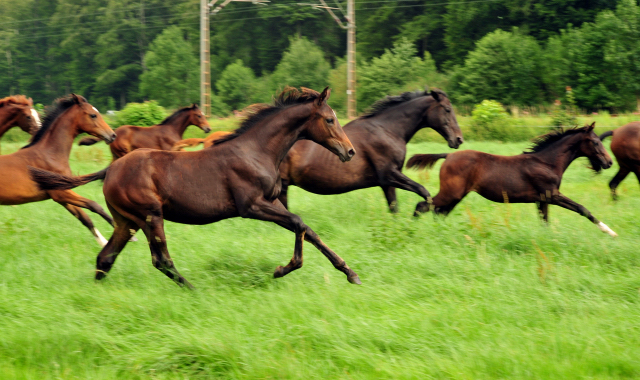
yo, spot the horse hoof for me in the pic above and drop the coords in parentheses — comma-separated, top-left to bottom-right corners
(273, 266, 285, 278)
(95, 270, 107, 281)
(348, 275, 362, 285)
(129, 236, 138, 242)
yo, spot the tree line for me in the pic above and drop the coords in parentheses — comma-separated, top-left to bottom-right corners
(1, 0, 639, 115)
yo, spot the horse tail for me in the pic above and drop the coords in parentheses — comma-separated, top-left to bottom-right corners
(599, 130, 614, 141)
(171, 138, 205, 151)
(29, 167, 108, 191)
(78, 136, 101, 146)
(406, 153, 449, 170)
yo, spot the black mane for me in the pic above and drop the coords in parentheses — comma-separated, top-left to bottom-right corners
(361, 88, 448, 119)
(159, 105, 195, 125)
(214, 87, 321, 145)
(22, 95, 82, 149)
(525, 126, 589, 154)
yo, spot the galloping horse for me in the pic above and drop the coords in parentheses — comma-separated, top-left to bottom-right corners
(171, 130, 233, 151)
(0, 95, 42, 153)
(599, 123, 640, 200)
(78, 104, 211, 159)
(0, 94, 117, 246)
(407, 123, 618, 236)
(278, 89, 463, 212)
(31, 87, 361, 288)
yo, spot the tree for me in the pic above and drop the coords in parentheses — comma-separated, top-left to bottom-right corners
(270, 37, 331, 92)
(139, 26, 199, 109)
(215, 59, 257, 111)
(453, 29, 543, 106)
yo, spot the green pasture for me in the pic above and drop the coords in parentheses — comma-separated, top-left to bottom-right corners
(1, 137, 640, 379)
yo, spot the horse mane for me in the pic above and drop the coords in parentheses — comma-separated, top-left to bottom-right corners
(21, 95, 83, 149)
(0, 95, 31, 108)
(360, 88, 448, 119)
(525, 126, 589, 154)
(158, 105, 195, 125)
(214, 87, 321, 145)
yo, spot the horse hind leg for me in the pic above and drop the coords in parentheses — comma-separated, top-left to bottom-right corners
(381, 186, 398, 213)
(609, 168, 630, 200)
(59, 203, 108, 246)
(95, 207, 139, 280)
(537, 202, 549, 222)
(143, 214, 194, 289)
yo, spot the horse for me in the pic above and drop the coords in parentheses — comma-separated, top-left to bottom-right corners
(0, 95, 42, 153)
(0, 94, 117, 246)
(30, 87, 361, 288)
(278, 89, 463, 213)
(406, 123, 618, 237)
(170, 131, 233, 151)
(599, 122, 640, 200)
(78, 104, 211, 159)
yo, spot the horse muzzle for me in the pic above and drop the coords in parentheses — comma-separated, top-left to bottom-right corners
(202, 126, 212, 133)
(103, 132, 117, 144)
(448, 136, 464, 149)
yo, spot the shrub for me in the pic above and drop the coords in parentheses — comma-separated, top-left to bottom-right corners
(115, 100, 167, 127)
(216, 60, 257, 111)
(270, 37, 331, 92)
(468, 100, 535, 141)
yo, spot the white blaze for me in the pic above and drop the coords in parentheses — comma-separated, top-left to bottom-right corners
(92, 106, 99, 113)
(30, 109, 42, 127)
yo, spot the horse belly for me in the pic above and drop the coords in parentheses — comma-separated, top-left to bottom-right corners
(292, 154, 377, 195)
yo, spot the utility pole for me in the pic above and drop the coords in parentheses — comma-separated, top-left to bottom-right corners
(200, 0, 269, 117)
(298, 0, 356, 118)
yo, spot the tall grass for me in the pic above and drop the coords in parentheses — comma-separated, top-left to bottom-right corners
(1, 139, 639, 379)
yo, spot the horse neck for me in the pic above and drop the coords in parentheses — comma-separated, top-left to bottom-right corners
(232, 103, 314, 169)
(35, 109, 81, 163)
(159, 111, 191, 137)
(375, 98, 429, 142)
(0, 107, 20, 138)
(532, 134, 584, 174)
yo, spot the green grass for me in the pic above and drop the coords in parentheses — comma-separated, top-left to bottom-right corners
(1, 138, 640, 379)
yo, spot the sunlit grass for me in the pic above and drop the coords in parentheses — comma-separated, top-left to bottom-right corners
(0, 139, 639, 379)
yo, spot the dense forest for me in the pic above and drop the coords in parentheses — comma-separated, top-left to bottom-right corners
(1, 0, 640, 115)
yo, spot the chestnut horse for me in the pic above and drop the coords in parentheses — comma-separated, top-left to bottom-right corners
(278, 89, 463, 213)
(0, 95, 42, 153)
(599, 122, 640, 200)
(78, 104, 211, 159)
(171, 130, 233, 151)
(1, 94, 117, 245)
(31, 87, 361, 288)
(407, 123, 618, 236)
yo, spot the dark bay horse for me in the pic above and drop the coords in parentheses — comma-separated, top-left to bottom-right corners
(278, 89, 463, 213)
(31, 87, 361, 288)
(407, 123, 618, 236)
(1, 94, 117, 245)
(0, 95, 42, 153)
(78, 104, 211, 159)
(171, 130, 233, 151)
(599, 122, 640, 200)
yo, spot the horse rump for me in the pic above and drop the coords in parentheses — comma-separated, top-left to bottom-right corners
(29, 167, 108, 191)
(406, 153, 448, 170)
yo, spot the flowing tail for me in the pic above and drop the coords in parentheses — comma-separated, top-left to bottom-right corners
(29, 167, 108, 191)
(171, 138, 205, 151)
(78, 136, 102, 146)
(599, 130, 614, 141)
(406, 153, 449, 170)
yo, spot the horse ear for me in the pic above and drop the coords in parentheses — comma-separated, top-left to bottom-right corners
(430, 90, 441, 102)
(587, 122, 596, 131)
(71, 93, 81, 104)
(28, 97, 34, 106)
(192, 103, 198, 109)
(316, 87, 331, 106)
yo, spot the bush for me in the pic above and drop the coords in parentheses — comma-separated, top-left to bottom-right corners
(270, 37, 331, 92)
(216, 60, 257, 111)
(115, 100, 167, 127)
(468, 100, 535, 141)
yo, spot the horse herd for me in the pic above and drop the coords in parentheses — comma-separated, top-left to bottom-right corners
(0, 87, 636, 288)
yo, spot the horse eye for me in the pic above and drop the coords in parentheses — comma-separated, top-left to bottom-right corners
(326, 118, 334, 124)
(90, 114, 97, 119)
(26, 115, 31, 119)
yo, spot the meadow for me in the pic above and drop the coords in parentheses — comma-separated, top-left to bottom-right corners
(1, 133, 640, 379)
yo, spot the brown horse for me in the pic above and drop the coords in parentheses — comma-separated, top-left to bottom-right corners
(407, 123, 618, 236)
(170, 130, 233, 151)
(0, 95, 42, 153)
(278, 89, 463, 212)
(78, 104, 211, 159)
(31, 87, 361, 288)
(599, 122, 640, 200)
(0, 94, 117, 246)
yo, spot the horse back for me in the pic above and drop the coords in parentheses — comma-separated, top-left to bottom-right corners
(611, 122, 640, 163)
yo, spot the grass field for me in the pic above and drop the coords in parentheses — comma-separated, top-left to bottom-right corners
(1, 136, 640, 379)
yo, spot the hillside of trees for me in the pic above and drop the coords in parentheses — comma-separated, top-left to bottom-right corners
(2, 0, 640, 115)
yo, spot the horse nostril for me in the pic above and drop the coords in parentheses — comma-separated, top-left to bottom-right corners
(457, 136, 464, 144)
(347, 148, 355, 158)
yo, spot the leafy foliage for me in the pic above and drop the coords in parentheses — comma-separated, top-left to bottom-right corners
(115, 100, 167, 127)
(215, 60, 258, 111)
(270, 37, 331, 92)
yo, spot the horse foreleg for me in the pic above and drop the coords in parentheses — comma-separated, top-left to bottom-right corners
(536, 202, 549, 222)
(143, 214, 194, 289)
(381, 186, 398, 213)
(609, 168, 630, 200)
(48, 190, 114, 226)
(59, 203, 108, 247)
(239, 198, 360, 284)
(278, 178, 290, 210)
(95, 209, 138, 281)
(384, 169, 431, 202)
(550, 193, 617, 237)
